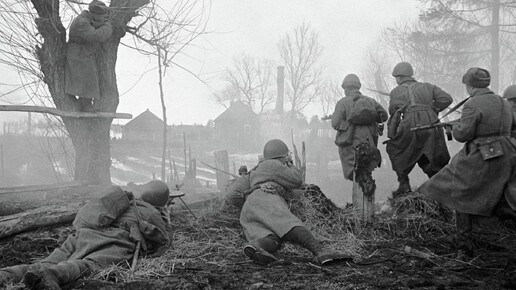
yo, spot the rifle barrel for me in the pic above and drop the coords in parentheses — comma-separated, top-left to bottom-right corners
(411, 122, 453, 131)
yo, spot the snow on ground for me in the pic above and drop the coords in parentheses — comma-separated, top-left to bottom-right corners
(111, 159, 134, 172)
(148, 156, 216, 175)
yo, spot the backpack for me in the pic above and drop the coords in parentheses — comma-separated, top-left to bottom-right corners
(348, 95, 378, 125)
(73, 186, 130, 230)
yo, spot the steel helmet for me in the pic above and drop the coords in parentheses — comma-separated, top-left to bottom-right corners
(462, 67, 490, 88)
(341, 74, 361, 89)
(140, 180, 170, 207)
(503, 85, 516, 100)
(263, 139, 289, 160)
(392, 62, 414, 77)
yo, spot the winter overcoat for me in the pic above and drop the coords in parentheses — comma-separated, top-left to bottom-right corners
(331, 89, 388, 180)
(386, 78, 453, 176)
(0, 186, 169, 283)
(420, 88, 516, 216)
(226, 159, 305, 242)
(65, 11, 112, 99)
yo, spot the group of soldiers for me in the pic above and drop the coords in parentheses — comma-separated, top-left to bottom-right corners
(2, 0, 516, 287)
(331, 61, 516, 223)
(223, 62, 516, 267)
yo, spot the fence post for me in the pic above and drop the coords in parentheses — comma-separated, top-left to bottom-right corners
(352, 181, 374, 222)
(214, 150, 230, 191)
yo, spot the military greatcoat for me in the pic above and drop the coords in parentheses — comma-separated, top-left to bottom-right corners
(0, 186, 169, 284)
(386, 77, 453, 176)
(420, 88, 516, 216)
(65, 11, 112, 99)
(330, 89, 388, 180)
(226, 159, 305, 243)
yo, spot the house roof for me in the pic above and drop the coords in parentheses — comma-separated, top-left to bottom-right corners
(214, 100, 258, 123)
(123, 109, 164, 130)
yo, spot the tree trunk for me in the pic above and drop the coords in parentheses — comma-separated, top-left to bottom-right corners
(158, 48, 168, 181)
(30, 0, 150, 185)
(491, 0, 500, 93)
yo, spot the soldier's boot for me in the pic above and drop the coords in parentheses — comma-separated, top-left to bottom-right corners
(394, 174, 411, 197)
(24, 260, 89, 290)
(243, 234, 281, 265)
(24, 269, 60, 290)
(495, 199, 516, 222)
(283, 226, 352, 266)
(0, 264, 30, 286)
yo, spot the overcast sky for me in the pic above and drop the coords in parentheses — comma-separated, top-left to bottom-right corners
(1, 0, 421, 126)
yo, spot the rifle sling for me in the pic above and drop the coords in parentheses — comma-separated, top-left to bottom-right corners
(434, 96, 471, 125)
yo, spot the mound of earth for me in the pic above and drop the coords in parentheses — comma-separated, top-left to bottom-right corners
(1, 185, 516, 289)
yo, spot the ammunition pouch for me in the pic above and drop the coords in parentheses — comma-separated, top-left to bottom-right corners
(475, 138, 504, 160)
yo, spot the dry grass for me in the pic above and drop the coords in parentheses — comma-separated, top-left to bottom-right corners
(89, 184, 367, 282)
(58, 186, 516, 287)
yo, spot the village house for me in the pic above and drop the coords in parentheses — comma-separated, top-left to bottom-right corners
(213, 100, 260, 148)
(122, 109, 170, 142)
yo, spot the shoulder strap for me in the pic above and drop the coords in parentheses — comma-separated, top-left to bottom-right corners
(499, 96, 507, 135)
(406, 83, 416, 106)
(398, 83, 415, 112)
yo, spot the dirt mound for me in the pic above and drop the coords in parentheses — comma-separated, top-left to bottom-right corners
(2, 186, 516, 289)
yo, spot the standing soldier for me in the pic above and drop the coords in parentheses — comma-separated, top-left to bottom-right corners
(503, 85, 516, 139)
(386, 62, 453, 195)
(420, 68, 516, 223)
(65, 0, 113, 112)
(330, 74, 388, 184)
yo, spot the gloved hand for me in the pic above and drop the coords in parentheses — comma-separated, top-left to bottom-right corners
(113, 26, 126, 38)
(125, 191, 134, 200)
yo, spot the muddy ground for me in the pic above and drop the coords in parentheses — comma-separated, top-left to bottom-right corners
(1, 190, 516, 290)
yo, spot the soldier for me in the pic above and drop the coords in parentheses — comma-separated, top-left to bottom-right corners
(225, 139, 350, 266)
(330, 74, 388, 182)
(65, 0, 113, 112)
(386, 62, 453, 195)
(503, 85, 516, 138)
(420, 68, 516, 222)
(0, 180, 171, 290)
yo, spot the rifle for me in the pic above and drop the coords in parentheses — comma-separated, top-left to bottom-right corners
(411, 120, 458, 141)
(410, 96, 470, 141)
(129, 199, 144, 278)
(410, 121, 457, 131)
(365, 88, 390, 97)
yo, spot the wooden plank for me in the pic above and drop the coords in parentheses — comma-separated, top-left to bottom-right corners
(0, 105, 132, 119)
(0, 181, 88, 195)
(352, 180, 374, 222)
(214, 150, 230, 191)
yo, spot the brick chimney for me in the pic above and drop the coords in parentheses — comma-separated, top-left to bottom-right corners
(275, 66, 285, 114)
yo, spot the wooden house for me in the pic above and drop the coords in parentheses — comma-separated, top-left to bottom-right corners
(213, 100, 260, 147)
(122, 109, 169, 141)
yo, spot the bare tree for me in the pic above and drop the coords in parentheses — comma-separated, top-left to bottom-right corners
(215, 53, 275, 114)
(214, 84, 241, 109)
(419, 0, 516, 92)
(319, 78, 343, 117)
(370, 18, 479, 99)
(125, 0, 209, 181)
(0, 0, 209, 185)
(278, 22, 324, 119)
